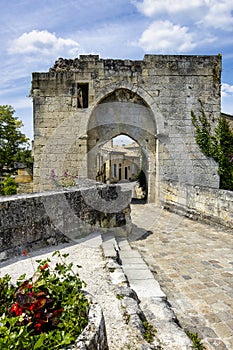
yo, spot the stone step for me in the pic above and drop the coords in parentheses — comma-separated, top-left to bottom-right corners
(117, 238, 166, 299)
(101, 233, 194, 349)
(101, 233, 118, 259)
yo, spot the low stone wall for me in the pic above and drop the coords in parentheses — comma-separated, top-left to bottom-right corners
(161, 181, 233, 229)
(0, 184, 131, 261)
(71, 296, 109, 350)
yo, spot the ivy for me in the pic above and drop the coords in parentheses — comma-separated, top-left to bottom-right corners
(191, 101, 233, 191)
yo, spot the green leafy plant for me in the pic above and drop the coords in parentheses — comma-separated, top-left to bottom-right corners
(0, 251, 89, 349)
(2, 176, 18, 195)
(142, 320, 156, 343)
(0, 177, 4, 195)
(186, 330, 206, 350)
(116, 294, 124, 300)
(191, 101, 233, 190)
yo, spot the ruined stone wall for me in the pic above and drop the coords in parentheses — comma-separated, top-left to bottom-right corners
(0, 184, 131, 261)
(161, 181, 233, 229)
(32, 54, 221, 201)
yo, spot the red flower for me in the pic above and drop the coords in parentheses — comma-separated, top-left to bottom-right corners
(22, 249, 28, 256)
(35, 322, 42, 332)
(35, 312, 41, 319)
(10, 302, 23, 316)
(39, 263, 49, 271)
(29, 303, 36, 311)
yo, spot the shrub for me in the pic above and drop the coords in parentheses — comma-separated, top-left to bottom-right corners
(0, 251, 89, 350)
(3, 176, 18, 195)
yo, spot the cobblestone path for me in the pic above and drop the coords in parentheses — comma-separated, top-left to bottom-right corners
(129, 203, 233, 350)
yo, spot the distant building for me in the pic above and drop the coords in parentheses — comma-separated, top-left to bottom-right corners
(14, 162, 33, 194)
(96, 141, 141, 183)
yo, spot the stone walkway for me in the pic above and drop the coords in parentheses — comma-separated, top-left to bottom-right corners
(129, 203, 233, 350)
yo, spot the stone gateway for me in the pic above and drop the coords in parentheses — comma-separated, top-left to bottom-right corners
(32, 54, 221, 203)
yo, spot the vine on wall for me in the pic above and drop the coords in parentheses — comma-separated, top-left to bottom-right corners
(191, 100, 233, 190)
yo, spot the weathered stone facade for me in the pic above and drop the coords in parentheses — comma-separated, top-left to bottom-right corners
(32, 54, 221, 202)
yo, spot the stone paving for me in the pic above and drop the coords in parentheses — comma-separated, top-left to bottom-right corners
(129, 203, 233, 350)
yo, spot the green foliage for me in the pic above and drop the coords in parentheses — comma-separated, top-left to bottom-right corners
(142, 320, 156, 343)
(186, 330, 206, 350)
(116, 294, 124, 300)
(215, 116, 233, 189)
(0, 251, 89, 350)
(191, 106, 214, 158)
(2, 176, 18, 195)
(191, 102, 233, 191)
(0, 178, 4, 195)
(0, 105, 32, 176)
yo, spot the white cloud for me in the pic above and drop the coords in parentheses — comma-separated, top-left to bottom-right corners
(133, 0, 233, 31)
(222, 83, 233, 97)
(8, 30, 80, 58)
(200, 1, 233, 31)
(132, 0, 204, 16)
(138, 20, 196, 53)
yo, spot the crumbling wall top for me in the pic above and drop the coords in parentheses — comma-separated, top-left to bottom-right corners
(45, 54, 221, 77)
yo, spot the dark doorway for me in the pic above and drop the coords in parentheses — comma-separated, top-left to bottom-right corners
(125, 167, 128, 180)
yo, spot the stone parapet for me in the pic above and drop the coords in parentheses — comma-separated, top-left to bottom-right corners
(0, 183, 131, 261)
(161, 181, 233, 229)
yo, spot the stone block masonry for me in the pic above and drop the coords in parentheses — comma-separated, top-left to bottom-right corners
(32, 54, 222, 203)
(161, 181, 233, 229)
(0, 183, 131, 261)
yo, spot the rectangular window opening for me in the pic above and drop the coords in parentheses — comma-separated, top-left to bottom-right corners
(77, 83, 89, 108)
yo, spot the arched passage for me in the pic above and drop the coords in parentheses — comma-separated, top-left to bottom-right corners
(87, 88, 157, 202)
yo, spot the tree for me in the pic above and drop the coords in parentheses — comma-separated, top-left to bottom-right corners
(191, 102, 233, 191)
(0, 105, 32, 176)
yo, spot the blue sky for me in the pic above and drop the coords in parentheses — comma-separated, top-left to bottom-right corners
(0, 0, 233, 140)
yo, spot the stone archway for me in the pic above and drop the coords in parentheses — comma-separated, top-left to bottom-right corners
(32, 54, 220, 197)
(87, 88, 157, 202)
